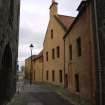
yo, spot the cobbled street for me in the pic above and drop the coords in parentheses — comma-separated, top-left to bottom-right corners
(8, 81, 73, 105)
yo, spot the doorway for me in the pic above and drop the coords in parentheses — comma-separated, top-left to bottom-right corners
(65, 74, 68, 88)
(0, 44, 12, 104)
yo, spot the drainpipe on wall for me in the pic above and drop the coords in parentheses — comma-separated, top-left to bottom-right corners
(92, 0, 102, 105)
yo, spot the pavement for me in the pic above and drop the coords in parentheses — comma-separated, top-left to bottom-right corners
(8, 80, 73, 105)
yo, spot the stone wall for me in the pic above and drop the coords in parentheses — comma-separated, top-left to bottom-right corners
(64, 2, 96, 103)
(43, 16, 65, 85)
(0, 0, 20, 104)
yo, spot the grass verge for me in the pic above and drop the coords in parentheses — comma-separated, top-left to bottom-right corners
(38, 82, 93, 105)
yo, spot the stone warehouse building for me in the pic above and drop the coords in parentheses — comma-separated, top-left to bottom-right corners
(64, 0, 105, 104)
(25, 57, 30, 80)
(64, 1, 96, 103)
(25, 51, 43, 83)
(32, 51, 43, 82)
(24, 0, 105, 104)
(0, 0, 20, 104)
(25, 55, 36, 81)
(43, 0, 74, 86)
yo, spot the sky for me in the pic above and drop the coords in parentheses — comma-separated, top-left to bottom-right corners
(18, 0, 82, 69)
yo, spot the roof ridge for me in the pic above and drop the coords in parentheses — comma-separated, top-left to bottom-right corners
(58, 14, 75, 18)
(54, 16, 67, 31)
(33, 50, 43, 60)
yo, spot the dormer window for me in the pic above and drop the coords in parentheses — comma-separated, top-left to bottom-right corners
(51, 29, 53, 39)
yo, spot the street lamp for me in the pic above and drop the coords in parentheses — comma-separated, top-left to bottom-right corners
(29, 43, 34, 86)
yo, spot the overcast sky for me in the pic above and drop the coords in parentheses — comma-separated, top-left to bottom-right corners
(18, 0, 82, 68)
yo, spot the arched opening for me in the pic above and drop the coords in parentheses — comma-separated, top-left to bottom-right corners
(0, 44, 12, 104)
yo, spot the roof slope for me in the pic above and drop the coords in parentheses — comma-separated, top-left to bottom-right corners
(25, 55, 37, 61)
(33, 50, 43, 61)
(25, 50, 43, 61)
(64, 0, 90, 38)
(55, 15, 75, 30)
(43, 15, 75, 45)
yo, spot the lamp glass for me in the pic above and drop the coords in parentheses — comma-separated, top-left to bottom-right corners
(30, 44, 34, 50)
